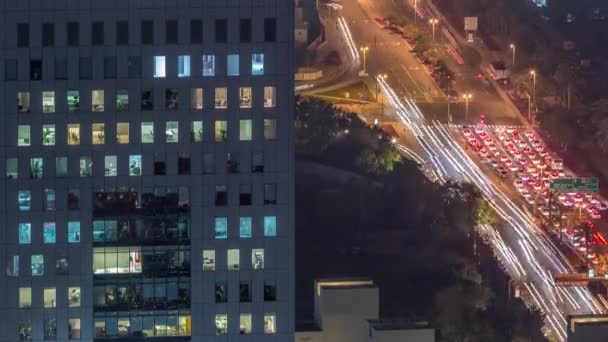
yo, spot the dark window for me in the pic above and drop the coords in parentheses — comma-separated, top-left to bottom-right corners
(30, 60, 42, 80)
(239, 184, 252, 206)
(79, 57, 92, 80)
(203, 153, 215, 174)
(227, 154, 239, 174)
(141, 90, 153, 111)
(264, 18, 277, 42)
(264, 281, 276, 301)
(215, 185, 227, 206)
(5, 59, 17, 81)
(103, 57, 117, 79)
(116, 21, 128, 45)
(264, 183, 277, 205)
(166, 88, 179, 110)
(178, 155, 191, 175)
(166, 20, 178, 44)
(92, 22, 104, 45)
(240, 281, 252, 302)
(240, 18, 252, 43)
(252, 152, 264, 173)
(67, 22, 79, 46)
(154, 161, 166, 175)
(215, 281, 227, 303)
(55, 57, 67, 80)
(215, 19, 227, 43)
(141, 20, 154, 45)
(17, 23, 29, 47)
(42, 23, 55, 47)
(128, 56, 141, 79)
(190, 20, 202, 44)
(68, 189, 80, 210)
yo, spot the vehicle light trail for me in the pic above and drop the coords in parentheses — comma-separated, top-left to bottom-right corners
(375, 75, 604, 340)
(337, 16, 359, 63)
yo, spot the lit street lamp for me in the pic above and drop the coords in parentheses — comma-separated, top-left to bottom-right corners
(377, 74, 388, 117)
(462, 93, 472, 122)
(359, 46, 369, 74)
(509, 43, 516, 66)
(429, 19, 439, 41)
(530, 69, 536, 102)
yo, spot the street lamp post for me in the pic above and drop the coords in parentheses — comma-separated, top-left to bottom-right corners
(530, 69, 536, 103)
(377, 74, 388, 117)
(509, 43, 516, 66)
(359, 46, 369, 74)
(462, 93, 472, 122)
(526, 93, 532, 122)
(429, 19, 439, 41)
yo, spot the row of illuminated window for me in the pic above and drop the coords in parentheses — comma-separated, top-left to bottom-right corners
(202, 248, 267, 272)
(94, 312, 192, 338)
(18, 286, 81, 309)
(17, 222, 80, 244)
(16, 182, 277, 212)
(16, 18, 277, 48)
(215, 313, 276, 335)
(16, 86, 276, 114)
(6, 53, 266, 82)
(13, 155, 141, 180)
(18, 317, 81, 341)
(16, 119, 277, 146)
(8, 252, 72, 277)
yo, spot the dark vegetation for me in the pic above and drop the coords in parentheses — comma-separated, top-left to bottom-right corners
(295, 97, 547, 341)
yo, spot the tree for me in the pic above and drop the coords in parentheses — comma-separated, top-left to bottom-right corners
(355, 145, 402, 175)
(295, 96, 348, 153)
(476, 197, 497, 226)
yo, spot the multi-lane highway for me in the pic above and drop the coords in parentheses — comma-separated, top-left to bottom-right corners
(323, 0, 608, 339)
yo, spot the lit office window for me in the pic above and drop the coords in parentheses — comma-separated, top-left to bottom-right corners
(264, 119, 277, 140)
(252, 53, 265, 75)
(31, 254, 44, 276)
(264, 86, 276, 108)
(239, 120, 252, 141)
(202, 55, 215, 76)
(239, 87, 252, 108)
(252, 249, 264, 270)
(67, 90, 80, 112)
(178, 55, 191, 77)
(6, 158, 18, 179)
(18, 191, 31, 211)
(227, 54, 239, 76)
(43, 188, 56, 208)
(117, 123, 129, 144)
(95, 318, 105, 337)
(141, 122, 154, 143)
(80, 157, 92, 177)
(42, 91, 55, 113)
(240, 217, 252, 238)
(264, 313, 276, 334)
(92, 123, 105, 144)
(68, 221, 81, 243)
(202, 250, 215, 271)
(215, 314, 228, 335)
(166, 121, 179, 143)
(228, 249, 240, 270)
(92, 247, 143, 274)
(19, 223, 31, 244)
(215, 120, 228, 142)
(215, 217, 227, 239)
(43, 288, 56, 308)
(69, 319, 81, 339)
(68, 287, 81, 307)
(264, 216, 277, 236)
(129, 155, 142, 176)
(7, 255, 19, 276)
(104, 156, 117, 176)
(67, 124, 80, 145)
(191, 121, 203, 142)
(116, 90, 129, 111)
(214, 87, 227, 109)
(18, 91, 31, 113)
(43, 222, 56, 244)
(17, 125, 31, 146)
(42, 124, 56, 146)
(239, 314, 252, 335)
(92, 90, 104, 111)
(30, 158, 43, 179)
(191, 88, 203, 110)
(19, 288, 32, 308)
(154, 56, 166, 78)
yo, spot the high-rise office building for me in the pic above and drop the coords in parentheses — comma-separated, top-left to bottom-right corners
(0, 1, 294, 341)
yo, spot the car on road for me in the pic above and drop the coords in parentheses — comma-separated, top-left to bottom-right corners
(591, 210, 602, 220)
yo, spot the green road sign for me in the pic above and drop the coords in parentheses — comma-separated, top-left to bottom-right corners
(549, 177, 598, 193)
